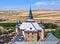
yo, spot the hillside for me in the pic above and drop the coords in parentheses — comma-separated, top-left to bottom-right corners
(0, 10, 60, 26)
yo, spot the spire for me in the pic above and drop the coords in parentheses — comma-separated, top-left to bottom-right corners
(26, 8, 35, 22)
(28, 8, 33, 19)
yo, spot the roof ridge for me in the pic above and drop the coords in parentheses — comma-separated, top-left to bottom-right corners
(31, 23, 38, 31)
(25, 23, 31, 31)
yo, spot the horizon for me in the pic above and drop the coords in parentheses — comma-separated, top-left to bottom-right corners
(0, 0, 60, 10)
(2, 8, 60, 11)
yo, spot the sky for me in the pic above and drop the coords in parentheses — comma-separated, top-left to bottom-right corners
(0, 0, 60, 10)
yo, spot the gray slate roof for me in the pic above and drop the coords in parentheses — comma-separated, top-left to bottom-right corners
(14, 41, 58, 44)
(26, 8, 35, 22)
(45, 33, 59, 41)
(20, 22, 42, 31)
(8, 31, 25, 44)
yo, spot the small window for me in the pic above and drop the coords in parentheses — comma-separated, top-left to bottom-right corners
(21, 36, 23, 37)
(30, 27, 32, 30)
(28, 33, 29, 34)
(19, 39, 21, 41)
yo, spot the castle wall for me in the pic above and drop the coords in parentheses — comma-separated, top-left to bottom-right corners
(24, 32, 38, 42)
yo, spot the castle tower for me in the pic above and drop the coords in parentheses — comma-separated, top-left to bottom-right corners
(20, 8, 44, 42)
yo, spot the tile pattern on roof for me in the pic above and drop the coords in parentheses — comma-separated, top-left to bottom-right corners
(45, 33, 59, 41)
(9, 31, 25, 44)
(14, 41, 58, 44)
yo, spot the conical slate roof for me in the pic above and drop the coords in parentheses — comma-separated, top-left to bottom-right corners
(16, 21, 21, 27)
(39, 20, 44, 28)
(28, 8, 33, 19)
(26, 8, 34, 22)
(20, 8, 43, 31)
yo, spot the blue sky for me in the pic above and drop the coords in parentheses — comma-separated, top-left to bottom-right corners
(0, 0, 60, 10)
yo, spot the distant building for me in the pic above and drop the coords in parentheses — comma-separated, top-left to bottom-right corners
(8, 8, 59, 44)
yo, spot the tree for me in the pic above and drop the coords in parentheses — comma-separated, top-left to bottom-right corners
(44, 23, 58, 29)
(0, 30, 2, 35)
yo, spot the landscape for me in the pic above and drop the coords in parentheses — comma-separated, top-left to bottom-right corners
(0, 10, 60, 44)
(0, 0, 60, 44)
(0, 10, 60, 26)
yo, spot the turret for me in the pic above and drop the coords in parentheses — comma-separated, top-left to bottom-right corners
(39, 20, 45, 29)
(20, 8, 45, 42)
(16, 21, 21, 34)
(39, 20, 45, 41)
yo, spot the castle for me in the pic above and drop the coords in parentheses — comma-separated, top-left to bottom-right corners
(8, 8, 60, 44)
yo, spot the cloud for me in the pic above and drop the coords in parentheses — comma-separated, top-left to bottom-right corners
(34, 2, 48, 5)
(50, 2, 55, 5)
(49, 2, 60, 5)
(34, 2, 60, 6)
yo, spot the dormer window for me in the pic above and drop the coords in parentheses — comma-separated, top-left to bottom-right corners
(19, 39, 21, 41)
(21, 36, 23, 37)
